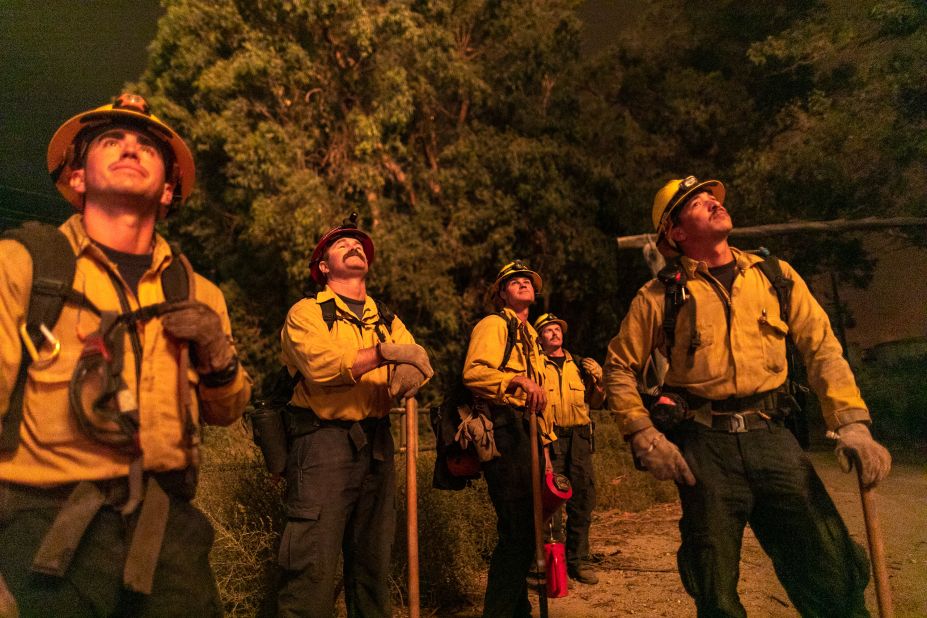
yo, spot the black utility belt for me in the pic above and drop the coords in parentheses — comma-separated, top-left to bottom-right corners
(664, 386, 784, 414)
(652, 387, 788, 435)
(284, 405, 387, 439)
(704, 411, 781, 433)
(553, 423, 592, 439)
(0, 468, 195, 511)
(482, 402, 526, 428)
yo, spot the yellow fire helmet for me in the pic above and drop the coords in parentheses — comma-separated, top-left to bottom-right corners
(490, 260, 543, 301)
(533, 312, 568, 335)
(46, 93, 196, 214)
(651, 175, 726, 253)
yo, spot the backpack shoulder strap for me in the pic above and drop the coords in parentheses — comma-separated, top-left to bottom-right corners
(373, 299, 395, 334)
(0, 222, 78, 452)
(656, 258, 687, 359)
(4, 222, 78, 346)
(318, 297, 337, 331)
(755, 254, 793, 322)
(161, 243, 193, 302)
(497, 312, 520, 371)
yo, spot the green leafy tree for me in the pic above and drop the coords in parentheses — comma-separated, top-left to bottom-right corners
(136, 0, 626, 386)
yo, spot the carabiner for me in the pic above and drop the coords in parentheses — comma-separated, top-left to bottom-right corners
(19, 322, 61, 365)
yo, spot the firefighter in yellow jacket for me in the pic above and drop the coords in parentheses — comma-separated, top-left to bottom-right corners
(604, 176, 892, 617)
(277, 215, 432, 618)
(534, 313, 605, 586)
(463, 260, 551, 618)
(0, 94, 251, 616)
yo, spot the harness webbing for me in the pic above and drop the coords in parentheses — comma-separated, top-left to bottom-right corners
(0, 222, 191, 453)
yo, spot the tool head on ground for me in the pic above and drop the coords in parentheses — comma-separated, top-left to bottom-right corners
(652, 175, 725, 255)
(489, 260, 543, 308)
(309, 212, 376, 285)
(541, 471, 573, 522)
(47, 93, 195, 215)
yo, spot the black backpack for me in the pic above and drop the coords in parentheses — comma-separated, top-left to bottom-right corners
(430, 311, 520, 490)
(656, 249, 810, 448)
(0, 221, 191, 453)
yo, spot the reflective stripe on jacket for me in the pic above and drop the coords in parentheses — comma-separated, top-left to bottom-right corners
(0, 215, 250, 486)
(605, 247, 870, 437)
(281, 286, 417, 421)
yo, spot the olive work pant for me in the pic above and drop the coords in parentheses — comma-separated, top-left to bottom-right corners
(277, 422, 395, 618)
(550, 423, 596, 570)
(0, 482, 221, 618)
(673, 420, 870, 618)
(481, 406, 545, 618)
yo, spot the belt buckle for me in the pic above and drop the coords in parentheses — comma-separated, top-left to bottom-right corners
(728, 413, 748, 433)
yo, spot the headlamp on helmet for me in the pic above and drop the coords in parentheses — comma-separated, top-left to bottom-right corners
(533, 312, 568, 335)
(308, 212, 376, 285)
(46, 93, 196, 214)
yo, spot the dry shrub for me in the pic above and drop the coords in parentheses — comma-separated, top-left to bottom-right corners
(196, 422, 284, 616)
(194, 411, 675, 615)
(591, 410, 678, 511)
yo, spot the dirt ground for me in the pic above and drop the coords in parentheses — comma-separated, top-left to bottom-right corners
(448, 452, 927, 617)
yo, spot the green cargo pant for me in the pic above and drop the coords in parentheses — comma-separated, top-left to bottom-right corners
(277, 420, 395, 618)
(674, 420, 870, 618)
(0, 481, 221, 618)
(550, 423, 596, 571)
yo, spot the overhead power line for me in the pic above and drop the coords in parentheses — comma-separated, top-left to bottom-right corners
(615, 217, 927, 249)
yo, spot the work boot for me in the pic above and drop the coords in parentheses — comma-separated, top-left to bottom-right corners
(567, 564, 598, 585)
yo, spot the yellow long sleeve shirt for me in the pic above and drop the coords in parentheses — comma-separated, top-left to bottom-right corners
(0, 215, 251, 486)
(605, 247, 870, 437)
(281, 287, 418, 421)
(462, 308, 555, 442)
(540, 350, 604, 428)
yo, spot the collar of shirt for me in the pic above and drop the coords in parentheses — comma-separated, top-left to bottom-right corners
(679, 246, 764, 279)
(317, 285, 380, 325)
(61, 214, 175, 276)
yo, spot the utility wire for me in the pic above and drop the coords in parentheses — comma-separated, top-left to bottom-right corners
(0, 183, 63, 203)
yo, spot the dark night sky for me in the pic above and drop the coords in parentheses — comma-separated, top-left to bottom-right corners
(0, 0, 163, 227)
(0, 1, 629, 228)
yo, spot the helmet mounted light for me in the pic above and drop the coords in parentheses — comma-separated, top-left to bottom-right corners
(308, 212, 376, 285)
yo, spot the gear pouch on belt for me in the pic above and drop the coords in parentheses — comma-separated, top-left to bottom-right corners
(649, 392, 690, 434)
(249, 405, 288, 476)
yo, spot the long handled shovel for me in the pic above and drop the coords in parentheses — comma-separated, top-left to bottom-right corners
(405, 397, 420, 618)
(855, 460, 893, 618)
(528, 408, 549, 618)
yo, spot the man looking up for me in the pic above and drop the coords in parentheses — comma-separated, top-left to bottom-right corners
(277, 214, 432, 617)
(604, 175, 891, 617)
(533, 313, 605, 586)
(463, 260, 551, 617)
(0, 94, 250, 616)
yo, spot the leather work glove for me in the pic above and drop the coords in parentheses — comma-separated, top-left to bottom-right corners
(389, 363, 427, 400)
(834, 422, 892, 488)
(378, 342, 434, 379)
(630, 426, 696, 486)
(161, 301, 236, 375)
(581, 357, 603, 385)
(0, 571, 17, 618)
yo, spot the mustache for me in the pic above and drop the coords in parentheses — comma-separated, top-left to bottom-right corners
(344, 247, 366, 262)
